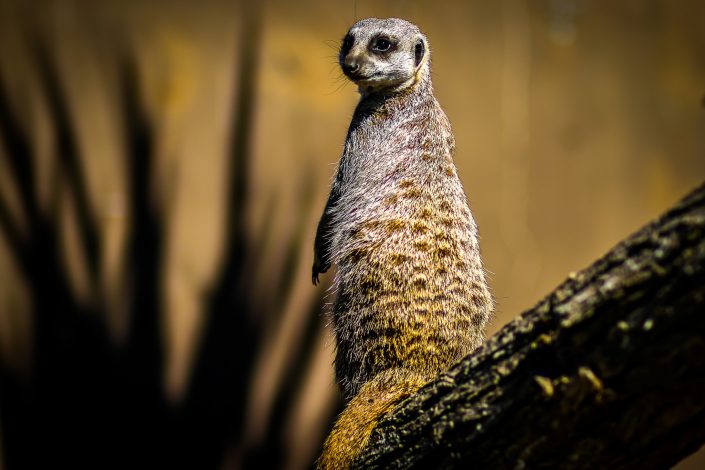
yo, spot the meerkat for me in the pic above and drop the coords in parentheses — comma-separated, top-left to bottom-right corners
(312, 18, 493, 468)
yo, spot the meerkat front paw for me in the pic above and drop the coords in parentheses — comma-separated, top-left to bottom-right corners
(312, 255, 330, 285)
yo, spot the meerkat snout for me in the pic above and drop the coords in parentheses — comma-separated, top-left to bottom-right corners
(341, 57, 360, 77)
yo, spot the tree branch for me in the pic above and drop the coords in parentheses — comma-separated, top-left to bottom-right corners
(357, 182, 705, 469)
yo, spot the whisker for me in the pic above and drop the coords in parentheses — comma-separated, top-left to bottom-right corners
(324, 77, 350, 96)
(323, 39, 343, 52)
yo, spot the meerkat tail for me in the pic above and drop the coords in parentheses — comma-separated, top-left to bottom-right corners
(317, 368, 429, 469)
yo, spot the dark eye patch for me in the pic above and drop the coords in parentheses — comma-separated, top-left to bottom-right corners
(370, 35, 395, 54)
(341, 34, 354, 55)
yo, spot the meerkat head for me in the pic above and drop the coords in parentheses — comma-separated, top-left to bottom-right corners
(339, 18, 430, 95)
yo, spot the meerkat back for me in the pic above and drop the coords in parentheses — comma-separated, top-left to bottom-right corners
(312, 18, 493, 469)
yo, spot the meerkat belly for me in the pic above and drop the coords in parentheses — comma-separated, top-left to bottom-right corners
(333, 176, 487, 395)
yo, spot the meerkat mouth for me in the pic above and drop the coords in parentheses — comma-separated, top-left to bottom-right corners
(356, 76, 418, 95)
(343, 71, 376, 82)
(349, 74, 396, 91)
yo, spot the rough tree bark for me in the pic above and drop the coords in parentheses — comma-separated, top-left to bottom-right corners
(356, 182, 705, 469)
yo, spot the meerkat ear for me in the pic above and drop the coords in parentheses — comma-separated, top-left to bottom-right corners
(414, 38, 426, 67)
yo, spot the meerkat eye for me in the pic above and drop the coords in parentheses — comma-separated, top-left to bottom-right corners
(341, 34, 354, 54)
(371, 37, 392, 52)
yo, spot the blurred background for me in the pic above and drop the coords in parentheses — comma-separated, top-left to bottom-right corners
(0, 0, 703, 468)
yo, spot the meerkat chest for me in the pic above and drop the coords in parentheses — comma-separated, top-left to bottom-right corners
(342, 112, 439, 186)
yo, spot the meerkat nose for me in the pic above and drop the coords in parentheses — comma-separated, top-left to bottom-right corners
(342, 60, 360, 75)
